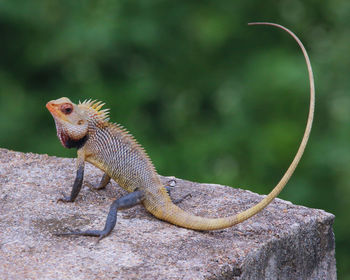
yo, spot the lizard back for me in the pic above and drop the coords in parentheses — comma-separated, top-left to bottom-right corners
(82, 121, 173, 213)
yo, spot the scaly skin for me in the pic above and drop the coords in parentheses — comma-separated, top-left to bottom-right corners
(46, 23, 315, 240)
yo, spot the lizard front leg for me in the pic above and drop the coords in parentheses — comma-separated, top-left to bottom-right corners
(55, 190, 144, 242)
(58, 149, 85, 203)
(85, 173, 111, 191)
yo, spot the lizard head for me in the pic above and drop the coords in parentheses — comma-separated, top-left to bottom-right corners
(46, 97, 89, 148)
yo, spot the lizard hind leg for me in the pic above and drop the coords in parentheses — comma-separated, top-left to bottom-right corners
(165, 185, 192, 205)
(55, 190, 144, 242)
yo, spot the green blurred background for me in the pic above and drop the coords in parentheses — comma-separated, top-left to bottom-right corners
(0, 0, 349, 277)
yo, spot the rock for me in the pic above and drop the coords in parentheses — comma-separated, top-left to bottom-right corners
(0, 148, 336, 279)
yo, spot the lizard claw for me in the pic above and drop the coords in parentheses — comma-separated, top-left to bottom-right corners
(84, 182, 100, 192)
(173, 193, 192, 204)
(55, 229, 111, 243)
(166, 178, 177, 188)
(54, 230, 75, 236)
(96, 233, 108, 244)
(57, 192, 73, 203)
(84, 182, 106, 196)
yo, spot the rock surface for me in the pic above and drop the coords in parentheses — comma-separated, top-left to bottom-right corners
(0, 148, 336, 279)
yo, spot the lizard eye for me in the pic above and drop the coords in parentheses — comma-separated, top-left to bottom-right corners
(60, 103, 73, 115)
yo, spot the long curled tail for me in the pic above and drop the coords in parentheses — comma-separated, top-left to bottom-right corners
(154, 22, 315, 230)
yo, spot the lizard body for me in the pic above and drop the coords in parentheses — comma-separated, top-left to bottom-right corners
(46, 23, 315, 241)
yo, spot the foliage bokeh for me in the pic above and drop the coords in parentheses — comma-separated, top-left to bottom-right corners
(0, 1, 349, 277)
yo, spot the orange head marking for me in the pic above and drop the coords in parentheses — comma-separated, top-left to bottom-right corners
(46, 97, 89, 149)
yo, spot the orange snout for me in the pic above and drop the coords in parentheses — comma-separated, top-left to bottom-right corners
(46, 101, 63, 119)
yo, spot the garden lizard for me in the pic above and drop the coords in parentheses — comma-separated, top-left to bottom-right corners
(46, 23, 315, 241)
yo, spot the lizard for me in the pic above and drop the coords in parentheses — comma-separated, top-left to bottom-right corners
(46, 22, 315, 241)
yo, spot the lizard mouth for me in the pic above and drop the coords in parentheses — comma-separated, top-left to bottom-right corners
(46, 101, 71, 148)
(46, 102, 65, 119)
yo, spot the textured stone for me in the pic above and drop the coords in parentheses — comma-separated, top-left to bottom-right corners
(0, 148, 336, 279)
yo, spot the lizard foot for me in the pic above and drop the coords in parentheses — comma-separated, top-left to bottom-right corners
(85, 173, 111, 192)
(173, 193, 192, 204)
(57, 192, 74, 203)
(165, 178, 177, 189)
(55, 191, 143, 242)
(165, 186, 192, 204)
(55, 229, 110, 243)
(84, 182, 105, 192)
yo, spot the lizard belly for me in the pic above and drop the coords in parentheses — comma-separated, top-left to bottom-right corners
(85, 156, 136, 193)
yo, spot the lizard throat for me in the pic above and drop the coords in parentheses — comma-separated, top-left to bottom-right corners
(54, 119, 88, 149)
(64, 135, 88, 149)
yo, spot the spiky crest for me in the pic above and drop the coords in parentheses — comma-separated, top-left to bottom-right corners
(107, 122, 154, 168)
(78, 99, 110, 123)
(78, 99, 155, 169)
(78, 99, 155, 172)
